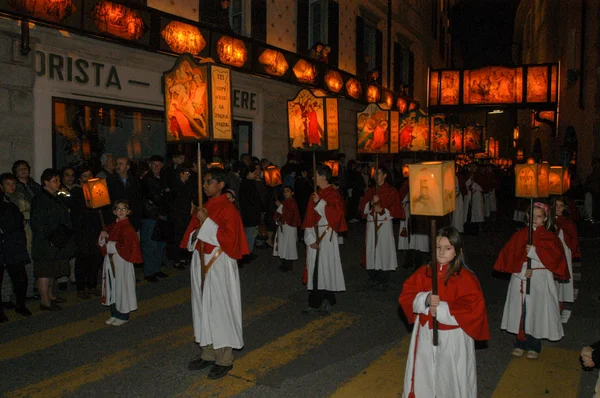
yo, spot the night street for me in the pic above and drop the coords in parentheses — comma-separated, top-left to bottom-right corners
(1, 204, 599, 397)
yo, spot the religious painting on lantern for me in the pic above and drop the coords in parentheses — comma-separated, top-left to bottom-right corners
(450, 124, 463, 153)
(398, 110, 430, 152)
(357, 104, 390, 154)
(408, 161, 456, 217)
(464, 123, 483, 152)
(90, 1, 147, 41)
(526, 66, 549, 103)
(164, 55, 209, 142)
(287, 89, 325, 150)
(6, 0, 76, 23)
(430, 114, 450, 152)
(441, 71, 460, 105)
(463, 66, 523, 105)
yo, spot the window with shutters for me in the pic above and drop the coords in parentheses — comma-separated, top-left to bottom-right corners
(229, 0, 252, 37)
(308, 0, 328, 48)
(394, 44, 414, 95)
(363, 21, 377, 72)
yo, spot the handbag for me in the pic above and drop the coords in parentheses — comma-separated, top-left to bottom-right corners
(151, 218, 174, 243)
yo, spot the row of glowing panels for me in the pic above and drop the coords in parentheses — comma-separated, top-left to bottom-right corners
(429, 65, 559, 106)
(515, 164, 571, 199)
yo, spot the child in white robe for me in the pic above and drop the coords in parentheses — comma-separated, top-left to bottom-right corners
(273, 186, 301, 272)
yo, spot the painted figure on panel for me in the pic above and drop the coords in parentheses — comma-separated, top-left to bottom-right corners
(411, 116, 430, 151)
(451, 126, 463, 153)
(165, 60, 208, 141)
(431, 116, 450, 152)
(288, 90, 325, 149)
(464, 67, 521, 104)
(441, 71, 459, 105)
(464, 124, 481, 151)
(357, 104, 389, 153)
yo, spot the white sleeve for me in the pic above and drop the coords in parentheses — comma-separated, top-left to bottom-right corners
(513, 262, 528, 280)
(185, 229, 198, 252)
(413, 292, 430, 315)
(527, 245, 541, 262)
(98, 236, 106, 247)
(106, 241, 118, 254)
(304, 226, 316, 246)
(363, 201, 371, 215)
(276, 204, 283, 214)
(197, 217, 219, 247)
(435, 301, 459, 326)
(314, 199, 327, 218)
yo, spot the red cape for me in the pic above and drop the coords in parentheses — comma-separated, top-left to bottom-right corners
(180, 193, 250, 259)
(301, 185, 347, 233)
(275, 197, 302, 227)
(359, 182, 402, 219)
(99, 218, 143, 263)
(556, 215, 580, 259)
(493, 226, 569, 280)
(399, 264, 490, 341)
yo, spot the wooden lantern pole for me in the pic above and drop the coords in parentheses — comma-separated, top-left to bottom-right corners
(526, 198, 533, 295)
(430, 217, 438, 346)
(312, 151, 321, 293)
(373, 154, 379, 268)
(197, 142, 207, 292)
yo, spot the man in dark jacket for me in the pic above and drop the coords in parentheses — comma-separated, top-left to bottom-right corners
(113, 156, 143, 231)
(140, 155, 169, 282)
(0, 182, 32, 321)
(239, 164, 264, 260)
(30, 169, 76, 311)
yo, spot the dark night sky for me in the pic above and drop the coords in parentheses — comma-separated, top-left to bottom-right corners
(452, 0, 521, 68)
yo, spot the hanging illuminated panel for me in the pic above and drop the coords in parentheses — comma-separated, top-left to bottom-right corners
(464, 123, 484, 152)
(287, 89, 338, 151)
(430, 114, 451, 152)
(408, 161, 456, 216)
(163, 53, 232, 143)
(6, 0, 76, 22)
(450, 124, 463, 153)
(463, 66, 523, 104)
(357, 104, 398, 154)
(91, 1, 146, 41)
(397, 110, 430, 152)
(526, 66, 549, 103)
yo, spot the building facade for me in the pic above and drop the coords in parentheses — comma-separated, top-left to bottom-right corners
(0, 0, 453, 179)
(512, 0, 599, 179)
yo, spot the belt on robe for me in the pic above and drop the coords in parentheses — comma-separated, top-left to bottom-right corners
(419, 315, 459, 331)
(201, 248, 223, 292)
(367, 216, 388, 232)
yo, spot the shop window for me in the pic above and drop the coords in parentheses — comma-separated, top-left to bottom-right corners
(53, 98, 165, 171)
(394, 42, 414, 95)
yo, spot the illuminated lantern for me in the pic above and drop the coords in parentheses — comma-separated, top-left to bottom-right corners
(357, 103, 400, 154)
(409, 101, 419, 111)
(380, 90, 394, 109)
(324, 70, 343, 93)
(258, 49, 288, 77)
(264, 165, 282, 187)
(287, 89, 338, 151)
(217, 36, 248, 67)
(161, 21, 206, 54)
(324, 160, 340, 177)
(164, 54, 233, 143)
(91, 1, 146, 40)
(408, 161, 456, 216)
(370, 166, 376, 179)
(366, 84, 381, 103)
(7, 0, 76, 23)
(346, 78, 362, 99)
(82, 178, 111, 209)
(402, 164, 409, 178)
(527, 157, 535, 164)
(208, 162, 224, 169)
(549, 166, 567, 195)
(513, 127, 519, 140)
(292, 59, 317, 84)
(515, 163, 550, 198)
(396, 97, 408, 114)
(516, 149, 524, 161)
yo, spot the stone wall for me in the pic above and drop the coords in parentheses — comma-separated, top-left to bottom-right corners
(0, 20, 35, 176)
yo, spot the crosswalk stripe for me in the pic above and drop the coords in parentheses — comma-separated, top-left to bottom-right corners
(330, 334, 411, 398)
(177, 312, 359, 398)
(0, 287, 191, 362)
(4, 296, 287, 398)
(492, 347, 581, 397)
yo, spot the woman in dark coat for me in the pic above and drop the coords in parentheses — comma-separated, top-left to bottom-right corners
(0, 188, 32, 321)
(69, 166, 104, 299)
(30, 169, 76, 311)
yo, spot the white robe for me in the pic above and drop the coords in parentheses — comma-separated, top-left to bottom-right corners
(364, 202, 397, 271)
(403, 292, 477, 398)
(397, 192, 428, 252)
(464, 179, 485, 223)
(304, 200, 346, 291)
(555, 230, 574, 303)
(273, 205, 299, 260)
(100, 241, 137, 314)
(452, 176, 465, 233)
(187, 218, 243, 349)
(500, 246, 563, 341)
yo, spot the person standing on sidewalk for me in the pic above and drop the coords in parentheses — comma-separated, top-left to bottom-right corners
(182, 167, 249, 380)
(273, 186, 301, 272)
(302, 165, 346, 314)
(494, 202, 569, 360)
(359, 167, 401, 291)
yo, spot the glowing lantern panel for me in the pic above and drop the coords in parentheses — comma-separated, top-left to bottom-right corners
(515, 163, 550, 199)
(264, 166, 282, 187)
(324, 70, 343, 93)
(366, 85, 381, 103)
(293, 60, 317, 84)
(83, 178, 111, 209)
(91, 1, 146, 41)
(217, 36, 248, 68)
(258, 49, 288, 77)
(287, 89, 338, 151)
(549, 166, 566, 195)
(324, 160, 339, 177)
(161, 21, 206, 54)
(409, 161, 456, 216)
(208, 162, 224, 169)
(346, 78, 362, 99)
(7, 0, 76, 23)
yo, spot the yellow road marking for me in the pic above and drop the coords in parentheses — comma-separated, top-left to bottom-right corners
(178, 312, 359, 398)
(492, 347, 581, 397)
(330, 334, 411, 398)
(5, 296, 287, 398)
(0, 287, 191, 361)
